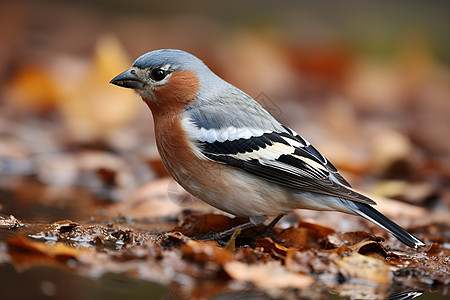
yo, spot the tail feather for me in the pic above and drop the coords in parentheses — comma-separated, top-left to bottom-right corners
(386, 289, 424, 300)
(341, 199, 425, 248)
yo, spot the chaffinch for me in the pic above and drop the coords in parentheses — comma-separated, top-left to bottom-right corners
(110, 49, 425, 248)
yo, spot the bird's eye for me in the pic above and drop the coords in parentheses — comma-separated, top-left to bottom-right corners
(150, 68, 168, 81)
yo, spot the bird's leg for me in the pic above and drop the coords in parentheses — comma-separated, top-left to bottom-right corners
(190, 220, 256, 242)
(193, 215, 284, 245)
(264, 215, 284, 233)
(213, 220, 256, 239)
(252, 215, 284, 242)
(215, 215, 284, 241)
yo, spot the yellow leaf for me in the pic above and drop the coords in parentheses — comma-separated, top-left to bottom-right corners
(60, 34, 140, 141)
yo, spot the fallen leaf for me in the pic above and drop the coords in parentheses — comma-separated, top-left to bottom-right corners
(7, 235, 87, 269)
(327, 231, 384, 248)
(277, 222, 335, 249)
(285, 248, 339, 275)
(175, 213, 248, 237)
(224, 261, 314, 290)
(334, 252, 394, 285)
(182, 239, 233, 266)
(223, 228, 241, 252)
(255, 238, 291, 261)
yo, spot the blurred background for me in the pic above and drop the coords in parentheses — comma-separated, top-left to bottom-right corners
(2, 0, 450, 213)
(1, 0, 450, 299)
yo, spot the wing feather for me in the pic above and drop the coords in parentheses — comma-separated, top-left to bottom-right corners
(184, 118, 374, 205)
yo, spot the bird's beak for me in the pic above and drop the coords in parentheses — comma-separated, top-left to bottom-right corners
(110, 68, 144, 89)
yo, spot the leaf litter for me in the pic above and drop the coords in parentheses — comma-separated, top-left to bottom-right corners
(1, 208, 449, 299)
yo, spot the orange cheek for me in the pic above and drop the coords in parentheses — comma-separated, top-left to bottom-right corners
(150, 70, 200, 114)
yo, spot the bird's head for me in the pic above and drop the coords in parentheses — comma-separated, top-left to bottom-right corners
(110, 49, 210, 112)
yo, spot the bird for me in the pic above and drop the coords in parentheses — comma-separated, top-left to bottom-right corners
(110, 49, 425, 248)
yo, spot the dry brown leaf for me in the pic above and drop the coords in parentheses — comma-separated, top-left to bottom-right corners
(255, 238, 291, 261)
(175, 213, 247, 237)
(334, 252, 394, 285)
(277, 222, 335, 249)
(233, 247, 273, 264)
(285, 248, 339, 275)
(182, 239, 233, 266)
(327, 231, 384, 249)
(224, 260, 313, 290)
(7, 235, 87, 269)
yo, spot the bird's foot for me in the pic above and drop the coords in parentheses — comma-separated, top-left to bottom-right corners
(250, 215, 284, 243)
(189, 215, 285, 246)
